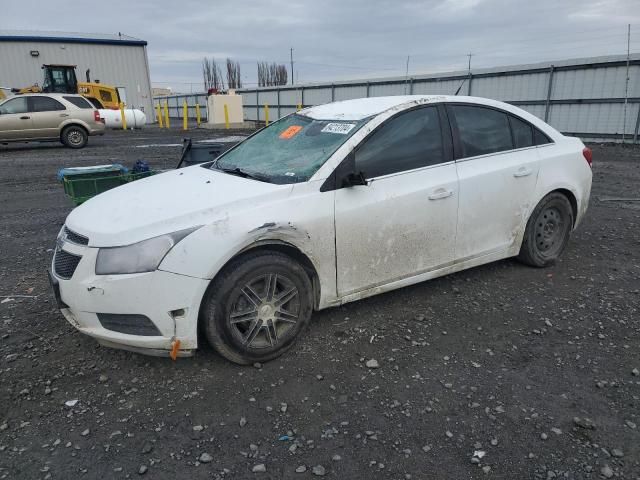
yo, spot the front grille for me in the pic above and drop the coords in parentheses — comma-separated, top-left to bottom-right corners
(54, 249, 82, 279)
(64, 226, 89, 246)
(97, 313, 162, 336)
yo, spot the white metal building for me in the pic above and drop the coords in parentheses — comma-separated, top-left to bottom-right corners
(0, 30, 153, 119)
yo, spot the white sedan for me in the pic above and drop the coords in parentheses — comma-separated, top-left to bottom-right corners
(50, 95, 593, 364)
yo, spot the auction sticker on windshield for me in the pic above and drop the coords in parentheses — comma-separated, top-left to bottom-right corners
(279, 125, 303, 139)
(321, 123, 356, 134)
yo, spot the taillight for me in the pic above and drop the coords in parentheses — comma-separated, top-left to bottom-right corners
(93, 110, 101, 122)
(582, 147, 593, 168)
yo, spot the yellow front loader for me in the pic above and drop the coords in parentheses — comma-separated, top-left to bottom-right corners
(1, 65, 122, 109)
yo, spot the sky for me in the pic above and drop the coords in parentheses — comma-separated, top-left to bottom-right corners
(1, 0, 639, 92)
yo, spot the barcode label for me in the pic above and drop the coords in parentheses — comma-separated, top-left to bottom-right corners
(321, 123, 356, 134)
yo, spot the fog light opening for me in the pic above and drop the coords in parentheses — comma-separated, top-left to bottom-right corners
(170, 308, 187, 319)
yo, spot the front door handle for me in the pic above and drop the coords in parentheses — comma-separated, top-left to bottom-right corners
(428, 188, 453, 200)
(19, 116, 30, 120)
(513, 167, 533, 178)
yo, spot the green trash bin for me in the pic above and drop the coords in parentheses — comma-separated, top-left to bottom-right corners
(58, 164, 155, 205)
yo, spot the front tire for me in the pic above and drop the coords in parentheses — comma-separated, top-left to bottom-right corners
(61, 125, 88, 149)
(201, 251, 314, 365)
(518, 192, 574, 267)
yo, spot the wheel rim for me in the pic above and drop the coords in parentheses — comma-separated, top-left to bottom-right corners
(68, 129, 83, 145)
(534, 206, 565, 257)
(227, 273, 300, 350)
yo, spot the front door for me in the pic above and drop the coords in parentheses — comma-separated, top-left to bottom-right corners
(0, 97, 33, 141)
(28, 96, 68, 139)
(448, 104, 540, 260)
(334, 105, 459, 296)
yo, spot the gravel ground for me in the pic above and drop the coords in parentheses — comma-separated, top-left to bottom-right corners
(0, 127, 639, 479)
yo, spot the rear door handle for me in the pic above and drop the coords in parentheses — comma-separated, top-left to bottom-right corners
(60, 113, 69, 117)
(19, 116, 30, 120)
(428, 188, 453, 200)
(513, 167, 533, 178)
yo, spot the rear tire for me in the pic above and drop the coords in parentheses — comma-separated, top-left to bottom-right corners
(61, 125, 88, 149)
(201, 251, 314, 365)
(518, 192, 574, 267)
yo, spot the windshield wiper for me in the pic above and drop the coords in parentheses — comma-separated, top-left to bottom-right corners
(216, 165, 270, 182)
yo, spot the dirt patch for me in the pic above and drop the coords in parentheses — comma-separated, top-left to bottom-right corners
(0, 132, 639, 479)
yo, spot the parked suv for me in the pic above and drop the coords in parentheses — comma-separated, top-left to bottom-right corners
(0, 93, 105, 148)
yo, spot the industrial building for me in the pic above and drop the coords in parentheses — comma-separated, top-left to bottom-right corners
(0, 30, 153, 119)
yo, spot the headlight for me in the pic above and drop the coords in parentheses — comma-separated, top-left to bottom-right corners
(95, 227, 199, 275)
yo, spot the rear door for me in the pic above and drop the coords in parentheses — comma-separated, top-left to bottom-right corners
(0, 97, 33, 140)
(448, 104, 540, 261)
(28, 96, 69, 139)
(334, 105, 458, 296)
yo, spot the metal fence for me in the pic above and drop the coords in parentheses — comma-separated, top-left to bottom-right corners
(155, 54, 640, 142)
(153, 93, 209, 122)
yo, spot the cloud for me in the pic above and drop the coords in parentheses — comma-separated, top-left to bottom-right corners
(1, 0, 638, 90)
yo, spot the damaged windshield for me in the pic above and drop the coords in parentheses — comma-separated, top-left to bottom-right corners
(212, 114, 366, 184)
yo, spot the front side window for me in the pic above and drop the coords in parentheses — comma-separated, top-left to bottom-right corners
(451, 105, 513, 157)
(30, 97, 65, 112)
(355, 106, 445, 179)
(213, 114, 366, 184)
(0, 97, 28, 115)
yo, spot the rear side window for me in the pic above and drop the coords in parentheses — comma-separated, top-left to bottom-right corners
(0, 97, 28, 114)
(509, 116, 534, 148)
(451, 105, 513, 157)
(63, 96, 93, 109)
(355, 106, 445, 178)
(534, 128, 552, 145)
(30, 97, 65, 112)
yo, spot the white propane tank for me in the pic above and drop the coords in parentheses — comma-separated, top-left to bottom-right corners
(98, 109, 147, 129)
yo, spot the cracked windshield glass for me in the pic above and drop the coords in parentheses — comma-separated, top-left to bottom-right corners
(213, 114, 366, 184)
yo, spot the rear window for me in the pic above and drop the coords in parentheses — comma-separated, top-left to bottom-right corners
(63, 96, 93, 109)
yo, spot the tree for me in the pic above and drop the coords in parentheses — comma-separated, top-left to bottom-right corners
(226, 58, 242, 89)
(202, 57, 224, 92)
(257, 62, 288, 87)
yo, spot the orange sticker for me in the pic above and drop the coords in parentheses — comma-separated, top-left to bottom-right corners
(279, 125, 303, 139)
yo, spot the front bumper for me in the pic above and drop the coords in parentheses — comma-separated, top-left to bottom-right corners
(51, 239, 210, 356)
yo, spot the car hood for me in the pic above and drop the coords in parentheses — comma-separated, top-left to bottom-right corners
(65, 166, 292, 247)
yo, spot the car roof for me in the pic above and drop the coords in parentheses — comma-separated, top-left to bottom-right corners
(298, 94, 537, 121)
(19, 93, 85, 98)
(299, 95, 451, 121)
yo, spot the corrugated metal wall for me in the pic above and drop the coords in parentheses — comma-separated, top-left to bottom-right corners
(159, 54, 640, 142)
(0, 40, 154, 119)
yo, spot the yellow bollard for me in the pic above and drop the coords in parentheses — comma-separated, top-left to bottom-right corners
(296, 103, 302, 111)
(224, 104, 229, 129)
(119, 102, 127, 130)
(155, 103, 164, 128)
(195, 104, 201, 126)
(164, 102, 170, 129)
(183, 101, 188, 131)
(264, 103, 269, 126)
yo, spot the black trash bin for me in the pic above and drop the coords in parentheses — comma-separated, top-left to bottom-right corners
(176, 138, 226, 168)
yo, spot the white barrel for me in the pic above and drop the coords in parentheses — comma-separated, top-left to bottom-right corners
(98, 109, 147, 129)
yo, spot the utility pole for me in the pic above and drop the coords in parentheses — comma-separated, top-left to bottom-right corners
(290, 48, 294, 85)
(404, 55, 410, 94)
(622, 24, 631, 144)
(467, 53, 474, 73)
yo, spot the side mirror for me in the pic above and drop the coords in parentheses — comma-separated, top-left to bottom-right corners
(344, 171, 367, 187)
(337, 153, 368, 188)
